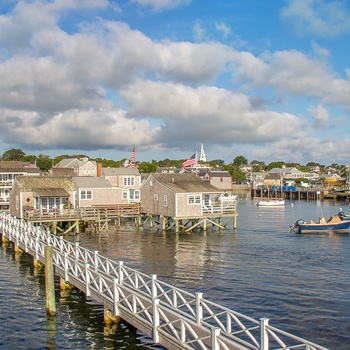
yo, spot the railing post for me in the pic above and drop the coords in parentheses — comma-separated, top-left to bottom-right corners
(113, 278, 119, 316)
(59, 236, 64, 253)
(75, 242, 80, 260)
(153, 299, 160, 343)
(119, 261, 124, 283)
(64, 253, 69, 281)
(94, 250, 99, 271)
(260, 318, 269, 350)
(211, 328, 220, 350)
(196, 292, 203, 324)
(151, 274, 157, 299)
(85, 263, 90, 296)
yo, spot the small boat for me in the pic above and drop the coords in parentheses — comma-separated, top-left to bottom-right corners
(290, 215, 350, 234)
(257, 198, 285, 206)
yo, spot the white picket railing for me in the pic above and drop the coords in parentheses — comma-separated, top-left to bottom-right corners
(0, 211, 329, 350)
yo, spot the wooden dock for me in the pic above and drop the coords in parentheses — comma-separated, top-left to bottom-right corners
(23, 204, 140, 234)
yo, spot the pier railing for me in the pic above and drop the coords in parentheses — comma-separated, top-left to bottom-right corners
(0, 211, 329, 350)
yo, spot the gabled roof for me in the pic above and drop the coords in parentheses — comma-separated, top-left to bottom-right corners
(102, 167, 140, 176)
(15, 176, 75, 192)
(148, 173, 220, 193)
(72, 176, 113, 188)
(57, 158, 97, 168)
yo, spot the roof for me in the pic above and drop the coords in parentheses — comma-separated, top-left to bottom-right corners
(208, 170, 231, 177)
(33, 188, 70, 197)
(15, 176, 75, 192)
(57, 158, 97, 168)
(51, 168, 76, 176)
(149, 173, 220, 193)
(72, 176, 113, 188)
(103, 167, 140, 176)
(0, 161, 40, 174)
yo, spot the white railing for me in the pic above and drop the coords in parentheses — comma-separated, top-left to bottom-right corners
(0, 211, 329, 350)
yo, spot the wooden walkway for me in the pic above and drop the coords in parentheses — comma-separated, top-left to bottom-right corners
(0, 212, 328, 350)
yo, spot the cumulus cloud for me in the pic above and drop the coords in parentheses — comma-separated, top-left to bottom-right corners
(120, 80, 304, 147)
(0, 0, 349, 164)
(281, 0, 350, 37)
(309, 103, 329, 128)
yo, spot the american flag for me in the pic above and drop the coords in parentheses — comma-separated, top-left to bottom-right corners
(182, 153, 197, 168)
(129, 146, 135, 166)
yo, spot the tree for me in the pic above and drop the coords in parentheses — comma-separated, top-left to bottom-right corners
(2, 148, 26, 161)
(233, 155, 248, 166)
(267, 161, 285, 170)
(138, 161, 158, 173)
(36, 158, 53, 172)
(224, 164, 246, 183)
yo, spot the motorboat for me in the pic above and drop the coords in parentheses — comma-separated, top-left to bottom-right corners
(289, 215, 350, 234)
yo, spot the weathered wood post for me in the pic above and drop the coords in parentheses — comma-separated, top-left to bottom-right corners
(45, 246, 56, 316)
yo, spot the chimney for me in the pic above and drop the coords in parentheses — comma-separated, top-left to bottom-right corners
(97, 163, 102, 177)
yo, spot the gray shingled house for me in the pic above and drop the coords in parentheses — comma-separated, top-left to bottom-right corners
(102, 167, 141, 203)
(9, 176, 75, 218)
(71, 177, 123, 208)
(140, 173, 222, 218)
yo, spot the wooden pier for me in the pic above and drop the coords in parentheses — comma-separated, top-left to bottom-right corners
(0, 212, 328, 350)
(23, 204, 140, 234)
(251, 187, 322, 201)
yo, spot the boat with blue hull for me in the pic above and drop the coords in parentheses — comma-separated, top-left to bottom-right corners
(290, 215, 350, 234)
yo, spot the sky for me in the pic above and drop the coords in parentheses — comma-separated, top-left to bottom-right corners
(0, 0, 350, 165)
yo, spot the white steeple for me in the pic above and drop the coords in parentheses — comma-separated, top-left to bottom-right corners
(199, 143, 206, 162)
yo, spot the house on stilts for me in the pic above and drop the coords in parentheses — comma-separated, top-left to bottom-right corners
(140, 173, 237, 232)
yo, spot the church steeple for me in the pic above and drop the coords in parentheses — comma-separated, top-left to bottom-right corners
(199, 143, 206, 162)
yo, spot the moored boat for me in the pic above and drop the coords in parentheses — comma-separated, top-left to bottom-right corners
(257, 198, 285, 206)
(290, 215, 350, 234)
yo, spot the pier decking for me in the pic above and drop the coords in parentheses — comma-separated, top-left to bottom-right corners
(0, 212, 328, 350)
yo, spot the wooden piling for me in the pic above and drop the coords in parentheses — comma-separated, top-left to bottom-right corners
(44, 246, 56, 316)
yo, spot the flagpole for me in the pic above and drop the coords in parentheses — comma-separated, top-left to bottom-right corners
(134, 144, 136, 166)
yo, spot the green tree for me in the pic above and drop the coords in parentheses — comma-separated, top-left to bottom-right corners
(267, 161, 285, 170)
(224, 164, 246, 183)
(233, 155, 248, 166)
(138, 161, 158, 173)
(2, 148, 26, 161)
(36, 158, 53, 172)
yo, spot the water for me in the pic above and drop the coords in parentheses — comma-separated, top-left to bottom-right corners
(1, 198, 350, 349)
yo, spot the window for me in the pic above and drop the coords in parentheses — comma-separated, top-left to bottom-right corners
(122, 191, 128, 199)
(163, 195, 168, 207)
(154, 194, 158, 201)
(188, 195, 201, 204)
(80, 190, 92, 200)
(123, 177, 135, 186)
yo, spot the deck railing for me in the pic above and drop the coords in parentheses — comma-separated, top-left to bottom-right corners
(0, 211, 329, 350)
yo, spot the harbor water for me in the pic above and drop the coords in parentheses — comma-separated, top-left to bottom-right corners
(1, 198, 350, 349)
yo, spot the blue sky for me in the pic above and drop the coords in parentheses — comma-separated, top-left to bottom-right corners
(0, 0, 350, 165)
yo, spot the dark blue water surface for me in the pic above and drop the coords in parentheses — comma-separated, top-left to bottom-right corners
(1, 197, 349, 349)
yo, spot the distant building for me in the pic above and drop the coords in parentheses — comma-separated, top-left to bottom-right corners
(199, 143, 206, 162)
(0, 161, 40, 211)
(56, 157, 97, 177)
(102, 167, 141, 203)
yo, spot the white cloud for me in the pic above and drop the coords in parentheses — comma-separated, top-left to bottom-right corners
(281, 0, 350, 37)
(120, 80, 304, 146)
(309, 103, 329, 128)
(215, 22, 232, 39)
(131, 0, 191, 12)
